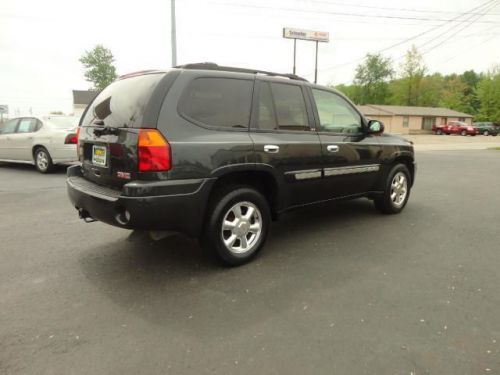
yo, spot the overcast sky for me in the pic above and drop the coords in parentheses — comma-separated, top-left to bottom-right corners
(1, 0, 499, 115)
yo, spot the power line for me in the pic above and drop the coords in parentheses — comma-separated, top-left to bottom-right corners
(211, 1, 500, 24)
(294, 0, 500, 16)
(319, 0, 499, 72)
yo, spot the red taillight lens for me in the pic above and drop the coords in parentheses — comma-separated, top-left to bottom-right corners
(137, 129, 171, 172)
(65, 133, 78, 144)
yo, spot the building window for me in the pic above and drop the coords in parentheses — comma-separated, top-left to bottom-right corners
(403, 116, 409, 128)
(458, 117, 465, 122)
(422, 117, 436, 130)
(441, 117, 447, 125)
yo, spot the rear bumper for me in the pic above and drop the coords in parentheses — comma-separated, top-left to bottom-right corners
(66, 165, 215, 237)
(51, 145, 78, 164)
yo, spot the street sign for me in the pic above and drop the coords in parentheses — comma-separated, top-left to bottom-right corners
(0, 105, 8, 114)
(283, 27, 329, 43)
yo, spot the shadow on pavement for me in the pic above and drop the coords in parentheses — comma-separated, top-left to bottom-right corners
(79, 198, 387, 337)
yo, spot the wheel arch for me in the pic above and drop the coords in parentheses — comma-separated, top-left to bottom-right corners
(207, 166, 282, 220)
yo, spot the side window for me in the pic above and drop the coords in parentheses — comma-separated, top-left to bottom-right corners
(180, 77, 253, 128)
(16, 118, 37, 133)
(312, 89, 362, 134)
(270, 83, 309, 131)
(0, 119, 19, 134)
(256, 82, 277, 130)
(403, 116, 409, 128)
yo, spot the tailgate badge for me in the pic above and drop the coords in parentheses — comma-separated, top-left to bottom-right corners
(117, 171, 131, 179)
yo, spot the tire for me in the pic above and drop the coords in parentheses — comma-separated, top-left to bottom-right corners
(461, 130, 467, 136)
(436, 129, 442, 135)
(493, 133, 498, 137)
(203, 186, 271, 266)
(34, 147, 54, 173)
(374, 164, 411, 214)
(483, 130, 489, 136)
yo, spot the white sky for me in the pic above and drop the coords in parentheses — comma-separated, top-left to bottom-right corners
(1, 0, 499, 114)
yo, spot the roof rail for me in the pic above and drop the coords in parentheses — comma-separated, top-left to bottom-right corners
(174, 62, 308, 82)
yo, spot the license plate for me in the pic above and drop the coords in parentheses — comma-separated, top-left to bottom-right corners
(92, 145, 107, 167)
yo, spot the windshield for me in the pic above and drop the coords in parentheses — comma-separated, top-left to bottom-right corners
(44, 116, 78, 129)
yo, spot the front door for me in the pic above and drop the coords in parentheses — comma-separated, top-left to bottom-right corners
(308, 88, 381, 198)
(249, 79, 323, 209)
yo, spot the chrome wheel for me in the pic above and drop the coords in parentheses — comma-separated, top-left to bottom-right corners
(484, 130, 489, 136)
(390, 172, 408, 207)
(221, 201, 262, 254)
(36, 150, 49, 171)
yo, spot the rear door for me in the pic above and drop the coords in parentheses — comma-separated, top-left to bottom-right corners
(0, 119, 20, 159)
(9, 118, 38, 160)
(308, 88, 381, 198)
(249, 78, 323, 208)
(78, 72, 175, 189)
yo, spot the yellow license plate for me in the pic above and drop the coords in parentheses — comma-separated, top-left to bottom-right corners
(92, 145, 107, 167)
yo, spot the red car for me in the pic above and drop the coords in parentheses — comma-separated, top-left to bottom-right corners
(433, 121, 478, 136)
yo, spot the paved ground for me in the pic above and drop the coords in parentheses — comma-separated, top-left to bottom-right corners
(1, 150, 500, 375)
(407, 134, 500, 151)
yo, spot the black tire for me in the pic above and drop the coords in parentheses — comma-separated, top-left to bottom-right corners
(483, 130, 489, 136)
(493, 133, 498, 137)
(374, 164, 411, 214)
(203, 186, 271, 266)
(461, 130, 467, 136)
(34, 147, 54, 173)
(436, 129, 443, 135)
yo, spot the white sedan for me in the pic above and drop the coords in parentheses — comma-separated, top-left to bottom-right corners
(0, 115, 79, 173)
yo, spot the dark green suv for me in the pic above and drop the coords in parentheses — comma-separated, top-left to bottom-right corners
(473, 122, 499, 136)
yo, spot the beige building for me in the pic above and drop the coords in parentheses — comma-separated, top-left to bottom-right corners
(72, 90, 98, 119)
(357, 105, 473, 135)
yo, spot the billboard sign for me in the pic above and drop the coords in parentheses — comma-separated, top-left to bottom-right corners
(0, 104, 8, 114)
(283, 27, 329, 43)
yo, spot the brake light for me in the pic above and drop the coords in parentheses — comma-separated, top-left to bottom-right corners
(65, 133, 78, 144)
(137, 129, 171, 172)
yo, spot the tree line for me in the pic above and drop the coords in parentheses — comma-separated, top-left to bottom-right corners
(334, 45, 500, 123)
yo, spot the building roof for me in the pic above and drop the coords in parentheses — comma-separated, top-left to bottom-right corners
(361, 104, 473, 118)
(72, 90, 98, 105)
(357, 105, 394, 116)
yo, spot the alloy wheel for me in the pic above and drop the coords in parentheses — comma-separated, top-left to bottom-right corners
(221, 201, 262, 254)
(390, 172, 408, 207)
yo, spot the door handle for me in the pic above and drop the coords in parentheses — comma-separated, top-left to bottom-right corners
(264, 145, 279, 153)
(327, 145, 339, 153)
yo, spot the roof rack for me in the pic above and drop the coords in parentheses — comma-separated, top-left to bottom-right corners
(174, 62, 308, 82)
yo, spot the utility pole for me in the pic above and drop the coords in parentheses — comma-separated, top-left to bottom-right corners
(171, 0, 177, 67)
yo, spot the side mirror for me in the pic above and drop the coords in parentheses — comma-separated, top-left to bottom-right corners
(367, 120, 384, 134)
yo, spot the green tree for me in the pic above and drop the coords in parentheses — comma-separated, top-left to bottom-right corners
(79, 45, 117, 91)
(459, 70, 481, 114)
(439, 75, 468, 112)
(477, 68, 500, 122)
(391, 45, 426, 106)
(334, 83, 361, 103)
(353, 53, 394, 104)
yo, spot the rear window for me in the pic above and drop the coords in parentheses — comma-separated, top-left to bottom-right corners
(44, 116, 78, 129)
(81, 73, 164, 128)
(179, 77, 253, 128)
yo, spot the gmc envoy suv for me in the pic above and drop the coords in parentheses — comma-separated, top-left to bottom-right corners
(67, 63, 416, 265)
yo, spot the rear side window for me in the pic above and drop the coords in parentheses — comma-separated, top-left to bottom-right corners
(272, 83, 309, 130)
(81, 74, 165, 128)
(180, 77, 253, 128)
(17, 118, 37, 133)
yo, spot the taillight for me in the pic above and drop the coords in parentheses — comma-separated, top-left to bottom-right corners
(65, 133, 78, 144)
(137, 129, 171, 172)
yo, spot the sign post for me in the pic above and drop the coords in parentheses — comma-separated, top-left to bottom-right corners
(283, 28, 329, 83)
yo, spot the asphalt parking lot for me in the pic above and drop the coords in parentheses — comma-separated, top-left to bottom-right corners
(1, 150, 500, 375)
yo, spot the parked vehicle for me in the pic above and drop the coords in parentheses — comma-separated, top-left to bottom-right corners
(67, 64, 416, 266)
(433, 121, 478, 136)
(473, 122, 499, 136)
(0, 115, 79, 172)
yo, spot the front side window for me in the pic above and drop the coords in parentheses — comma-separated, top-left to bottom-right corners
(0, 119, 19, 134)
(16, 118, 37, 133)
(312, 89, 362, 134)
(180, 77, 253, 128)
